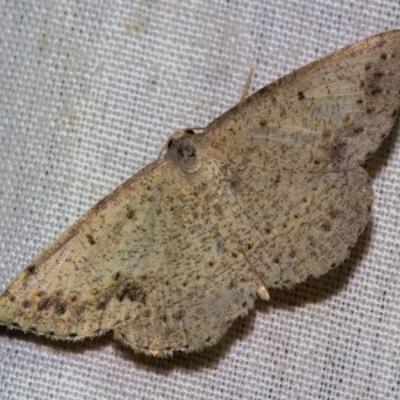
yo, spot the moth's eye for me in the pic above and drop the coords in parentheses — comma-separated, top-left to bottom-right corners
(185, 129, 195, 135)
(167, 139, 173, 149)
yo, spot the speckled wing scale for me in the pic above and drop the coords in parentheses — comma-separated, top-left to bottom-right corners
(1, 30, 400, 357)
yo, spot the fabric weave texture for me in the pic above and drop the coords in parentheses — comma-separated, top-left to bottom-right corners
(0, 1, 399, 399)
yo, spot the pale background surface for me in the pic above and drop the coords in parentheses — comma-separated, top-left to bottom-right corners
(0, 1, 399, 399)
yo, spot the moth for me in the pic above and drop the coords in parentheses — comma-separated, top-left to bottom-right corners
(1, 30, 399, 357)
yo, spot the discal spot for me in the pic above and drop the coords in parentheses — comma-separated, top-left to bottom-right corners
(211, 201, 223, 216)
(229, 178, 241, 195)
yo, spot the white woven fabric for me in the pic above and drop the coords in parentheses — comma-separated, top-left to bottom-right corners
(1, 1, 399, 399)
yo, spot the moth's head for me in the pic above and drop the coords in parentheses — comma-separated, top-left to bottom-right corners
(166, 128, 196, 148)
(161, 129, 203, 173)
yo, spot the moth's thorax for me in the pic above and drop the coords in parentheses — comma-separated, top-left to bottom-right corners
(165, 129, 203, 173)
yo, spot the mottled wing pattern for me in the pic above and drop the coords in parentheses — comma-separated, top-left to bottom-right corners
(113, 154, 263, 355)
(0, 159, 259, 356)
(1, 31, 400, 357)
(190, 30, 400, 287)
(205, 30, 400, 173)
(197, 152, 372, 288)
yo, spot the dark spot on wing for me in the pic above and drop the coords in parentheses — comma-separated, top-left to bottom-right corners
(22, 300, 31, 309)
(370, 87, 383, 96)
(37, 297, 51, 311)
(113, 272, 122, 281)
(126, 209, 136, 220)
(69, 294, 78, 303)
(298, 91, 305, 100)
(86, 234, 96, 245)
(211, 201, 223, 216)
(7, 292, 16, 302)
(172, 309, 185, 321)
(26, 264, 37, 275)
(118, 282, 146, 303)
(376, 39, 386, 48)
(211, 231, 225, 254)
(321, 222, 332, 232)
(96, 280, 147, 310)
(329, 140, 346, 166)
(36, 290, 68, 316)
(55, 300, 67, 316)
(344, 113, 352, 123)
(96, 299, 108, 311)
(353, 127, 364, 135)
(229, 178, 240, 195)
(329, 207, 339, 219)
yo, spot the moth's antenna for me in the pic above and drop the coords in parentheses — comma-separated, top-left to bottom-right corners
(240, 68, 254, 102)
